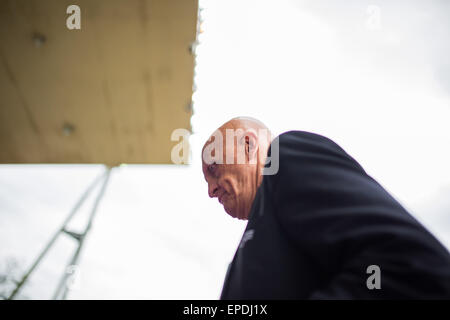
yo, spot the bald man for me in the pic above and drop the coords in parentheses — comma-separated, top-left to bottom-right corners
(202, 117, 450, 299)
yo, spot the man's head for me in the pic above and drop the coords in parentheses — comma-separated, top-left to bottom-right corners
(202, 117, 272, 220)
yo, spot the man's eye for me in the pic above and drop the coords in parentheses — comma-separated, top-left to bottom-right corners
(208, 163, 217, 174)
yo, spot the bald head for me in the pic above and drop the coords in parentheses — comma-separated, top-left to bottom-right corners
(201, 117, 272, 220)
(203, 117, 272, 164)
(225, 116, 271, 134)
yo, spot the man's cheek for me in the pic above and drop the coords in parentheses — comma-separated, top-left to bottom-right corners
(221, 176, 235, 195)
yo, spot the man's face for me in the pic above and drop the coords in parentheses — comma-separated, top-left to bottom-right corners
(202, 130, 257, 220)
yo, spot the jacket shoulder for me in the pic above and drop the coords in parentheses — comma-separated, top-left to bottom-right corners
(268, 130, 365, 175)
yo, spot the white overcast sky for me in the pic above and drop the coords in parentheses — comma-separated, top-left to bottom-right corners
(1, 0, 449, 299)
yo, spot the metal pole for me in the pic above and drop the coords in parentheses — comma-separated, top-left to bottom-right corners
(7, 168, 109, 300)
(53, 166, 113, 300)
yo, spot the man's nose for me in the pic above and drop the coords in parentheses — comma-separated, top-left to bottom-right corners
(208, 182, 219, 198)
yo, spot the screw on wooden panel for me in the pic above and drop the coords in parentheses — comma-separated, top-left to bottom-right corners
(189, 41, 198, 55)
(62, 123, 75, 136)
(185, 101, 193, 113)
(32, 33, 46, 48)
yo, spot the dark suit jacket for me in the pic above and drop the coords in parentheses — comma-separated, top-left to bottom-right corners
(220, 131, 450, 299)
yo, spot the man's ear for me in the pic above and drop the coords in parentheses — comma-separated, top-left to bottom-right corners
(244, 130, 258, 164)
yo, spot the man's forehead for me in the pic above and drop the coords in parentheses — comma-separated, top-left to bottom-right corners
(204, 135, 215, 147)
(202, 126, 250, 162)
(202, 138, 216, 157)
(203, 125, 247, 147)
(201, 160, 213, 181)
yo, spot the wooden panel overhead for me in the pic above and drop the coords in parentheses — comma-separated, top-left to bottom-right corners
(0, 0, 197, 164)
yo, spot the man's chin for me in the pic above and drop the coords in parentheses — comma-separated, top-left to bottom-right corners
(223, 204, 238, 219)
(224, 205, 247, 220)
(223, 205, 233, 216)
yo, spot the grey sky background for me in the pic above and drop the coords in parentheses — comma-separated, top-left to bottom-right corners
(1, 0, 449, 299)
